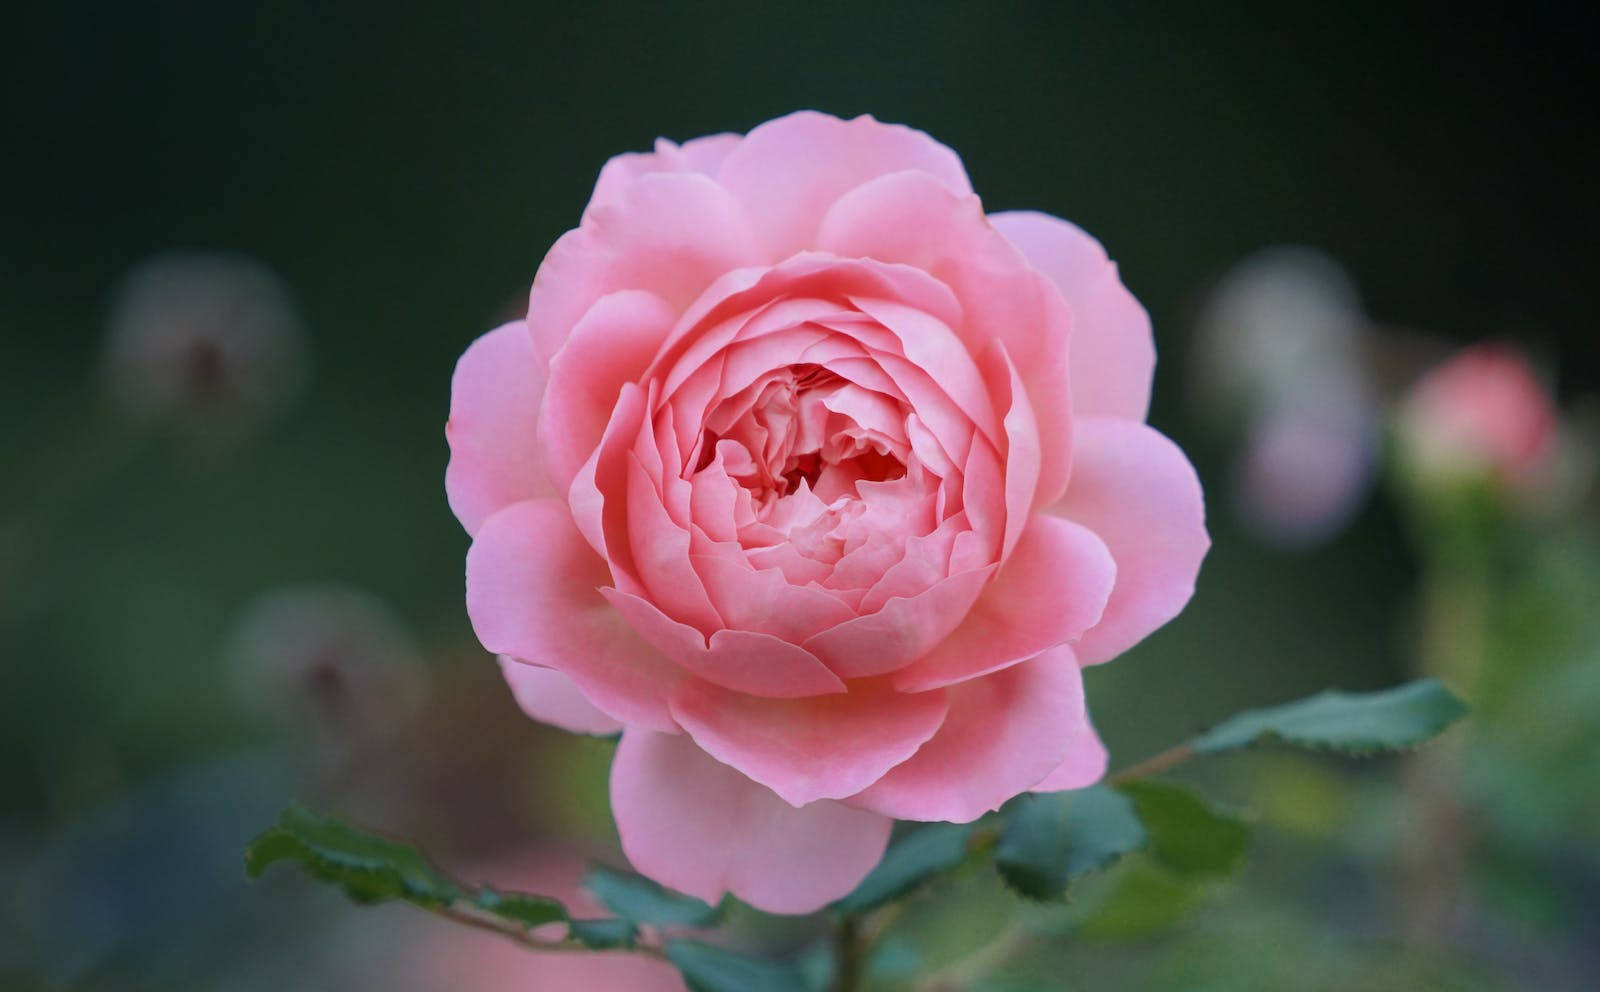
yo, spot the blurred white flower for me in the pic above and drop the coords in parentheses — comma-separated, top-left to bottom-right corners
(101, 252, 309, 437)
(226, 584, 427, 771)
(1193, 246, 1380, 547)
(1193, 246, 1366, 426)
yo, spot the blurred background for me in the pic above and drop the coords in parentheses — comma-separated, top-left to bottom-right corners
(4, 2, 1597, 989)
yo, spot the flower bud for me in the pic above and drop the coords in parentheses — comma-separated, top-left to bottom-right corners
(1395, 343, 1557, 497)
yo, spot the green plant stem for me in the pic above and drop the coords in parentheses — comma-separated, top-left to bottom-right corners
(1400, 552, 1485, 943)
(1107, 742, 1196, 785)
(433, 899, 668, 960)
(834, 913, 863, 992)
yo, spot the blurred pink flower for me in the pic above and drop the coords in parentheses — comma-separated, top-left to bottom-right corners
(446, 111, 1208, 912)
(1396, 342, 1558, 493)
(1234, 372, 1378, 546)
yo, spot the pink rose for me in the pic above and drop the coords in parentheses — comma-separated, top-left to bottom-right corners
(1396, 342, 1557, 492)
(447, 112, 1208, 914)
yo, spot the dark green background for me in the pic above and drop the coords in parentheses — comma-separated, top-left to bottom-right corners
(4, 2, 1596, 989)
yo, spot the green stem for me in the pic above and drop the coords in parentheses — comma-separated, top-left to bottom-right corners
(1107, 742, 1196, 785)
(834, 913, 863, 992)
(431, 899, 669, 960)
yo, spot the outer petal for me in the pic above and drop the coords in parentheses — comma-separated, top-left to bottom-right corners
(715, 111, 973, 259)
(445, 322, 549, 535)
(893, 515, 1115, 692)
(466, 499, 684, 731)
(498, 657, 623, 735)
(669, 680, 948, 807)
(612, 730, 892, 914)
(587, 133, 743, 215)
(990, 210, 1154, 422)
(1031, 650, 1110, 792)
(852, 646, 1094, 822)
(540, 290, 678, 493)
(527, 172, 766, 366)
(1049, 417, 1209, 666)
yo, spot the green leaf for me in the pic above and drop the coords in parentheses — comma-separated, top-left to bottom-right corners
(1073, 855, 1208, 939)
(995, 786, 1146, 900)
(584, 863, 721, 928)
(568, 917, 638, 949)
(832, 822, 976, 916)
(666, 939, 810, 992)
(1118, 781, 1249, 879)
(245, 804, 462, 908)
(246, 805, 573, 935)
(1190, 678, 1467, 756)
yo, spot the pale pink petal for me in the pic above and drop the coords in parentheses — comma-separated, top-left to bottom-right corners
(498, 657, 622, 735)
(690, 550, 857, 643)
(847, 295, 999, 444)
(852, 646, 1093, 822)
(612, 730, 892, 914)
(802, 565, 994, 680)
(993, 342, 1042, 558)
(646, 253, 963, 383)
(1032, 649, 1109, 792)
(625, 454, 723, 634)
(715, 111, 972, 259)
(527, 172, 766, 366)
(466, 499, 683, 731)
(445, 322, 550, 535)
(587, 133, 744, 215)
(892, 514, 1115, 692)
(539, 290, 677, 493)
(990, 210, 1155, 422)
(817, 171, 1075, 504)
(602, 588, 846, 699)
(670, 679, 949, 807)
(1050, 417, 1209, 666)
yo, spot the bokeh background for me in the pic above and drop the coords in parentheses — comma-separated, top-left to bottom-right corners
(4, 2, 1597, 989)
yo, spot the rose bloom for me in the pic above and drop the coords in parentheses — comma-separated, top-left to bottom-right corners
(447, 112, 1208, 913)
(1396, 342, 1557, 494)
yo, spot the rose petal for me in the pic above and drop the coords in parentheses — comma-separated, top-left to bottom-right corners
(527, 172, 766, 366)
(466, 499, 683, 731)
(602, 588, 846, 699)
(690, 550, 857, 643)
(670, 679, 949, 807)
(612, 730, 892, 914)
(498, 657, 623, 735)
(892, 514, 1115, 692)
(992, 342, 1042, 557)
(852, 646, 1095, 821)
(445, 322, 549, 535)
(817, 171, 1075, 505)
(802, 565, 995, 680)
(715, 111, 972, 259)
(625, 453, 723, 634)
(539, 290, 678, 493)
(990, 210, 1154, 421)
(587, 133, 743, 215)
(1050, 417, 1209, 665)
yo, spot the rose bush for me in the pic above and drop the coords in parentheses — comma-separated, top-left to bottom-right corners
(447, 111, 1208, 914)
